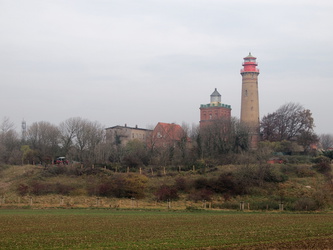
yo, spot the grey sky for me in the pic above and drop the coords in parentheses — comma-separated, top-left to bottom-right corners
(1, 0, 332, 134)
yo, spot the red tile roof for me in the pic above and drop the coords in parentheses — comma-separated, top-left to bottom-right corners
(152, 122, 188, 147)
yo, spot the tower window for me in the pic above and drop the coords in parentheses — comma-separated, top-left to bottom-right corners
(245, 90, 248, 96)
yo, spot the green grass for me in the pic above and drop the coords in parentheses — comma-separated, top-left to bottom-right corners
(1, 209, 333, 249)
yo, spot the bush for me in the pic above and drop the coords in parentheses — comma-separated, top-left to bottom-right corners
(322, 150, 333, 160)
(185, 205, 204, 212)
(174, 177, 189, 192)
(214, 200, 239, 210)
(293, 197, 319, 211)
(97, 182, 115, 197)
(281, 155, 313, 164)
(155, 185, 179, 201)
(53, 182, 74, 195)
(42, 165, 83, 177)
(86, 174, 148, 199)
(29, 180, 52, 195)
(258, 165, 288, 183)
(187, 189, 213, 202)
(312, 156, 332, 174)
(250, 200, 280, 210)
(17, 183, 29, 196)
(295, 166, 316, 177)
(43, 165, 68, 176)
(212, 172, 243, 195)
(193, 177, 213, 190)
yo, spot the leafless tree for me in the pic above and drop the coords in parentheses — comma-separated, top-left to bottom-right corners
(261, 103, 315, 141)
(320, 134, 333, 150)
(198, 117, 250, 160)
(0, 117, 21, 164)
(26, 121, 60, 163)
(0, 117, 14, 134)
(59, 117, 81, 156)
(72, 118, 105, 164)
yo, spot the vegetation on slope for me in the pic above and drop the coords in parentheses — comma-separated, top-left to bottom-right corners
(1, 155, 332, 211)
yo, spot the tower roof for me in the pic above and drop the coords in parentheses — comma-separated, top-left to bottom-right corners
(244, 52, 256, 59)
(210, 88, 221, 97)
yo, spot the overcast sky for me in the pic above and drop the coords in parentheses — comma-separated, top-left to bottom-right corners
(1, 0, 332, 134)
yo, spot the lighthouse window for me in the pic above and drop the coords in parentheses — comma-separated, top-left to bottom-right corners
(245, 90, 248, 96)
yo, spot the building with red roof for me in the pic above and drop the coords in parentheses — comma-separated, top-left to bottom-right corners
(151, 122, 188, 148)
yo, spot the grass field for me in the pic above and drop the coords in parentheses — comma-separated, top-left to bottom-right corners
(1, 209, 333, 249)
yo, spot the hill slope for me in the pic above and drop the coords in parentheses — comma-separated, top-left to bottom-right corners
(0, 163, 332, 211)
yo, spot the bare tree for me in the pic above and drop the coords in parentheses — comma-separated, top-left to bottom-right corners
(0, 117, 21, 164)
(320, 134, 333, 150)
(261, 103, 315, 141)
(26, 121, 60, 163)
(0, 117, 14, 134)
(122, 139, 149, 168)
(198, 117, 249, 160)
(59, 117, 81, 156)
(71, 118, 105, 164)
(86, 121, 105, 164)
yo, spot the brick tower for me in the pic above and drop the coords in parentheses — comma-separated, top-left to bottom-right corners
(240, 53, 260, 149)
(200, 88, 231, 128)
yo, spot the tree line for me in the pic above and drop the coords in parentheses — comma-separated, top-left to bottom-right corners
(0, 102, 330, 167)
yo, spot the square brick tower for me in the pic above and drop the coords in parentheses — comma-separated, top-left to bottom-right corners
(200, 88, 231, 128)
(240, 53, 260, 149)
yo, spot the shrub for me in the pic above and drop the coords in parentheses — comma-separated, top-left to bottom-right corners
(322, 150, 333, 160)
(29, 180, 52, 195)
(258, 165, 288, 183)
(185, 205, 204, 211)
(97, 182, 115, 197)
(312, 156, 332, 174)
(214, 200, 239, 210)
(295, 166, 316, 177)
(69, 188, 87, 196)
(187, 188, 213, 202)
(293, 197, 319, 211)
(281, 155, 313, 164)
(43, 165, 68, 176)
(111, 173, 148, 199)
(53, 182, 74, 195)
(213, 173, 236, 194)
(155, 185, 179, 201)
(193, 177, 213, 190)
(174, 177, 189, 192)
(250, 200, 280, 210)
(17, 183, 29, 196)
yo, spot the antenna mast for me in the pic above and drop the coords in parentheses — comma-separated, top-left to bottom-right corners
(21, 119, 27, 142)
